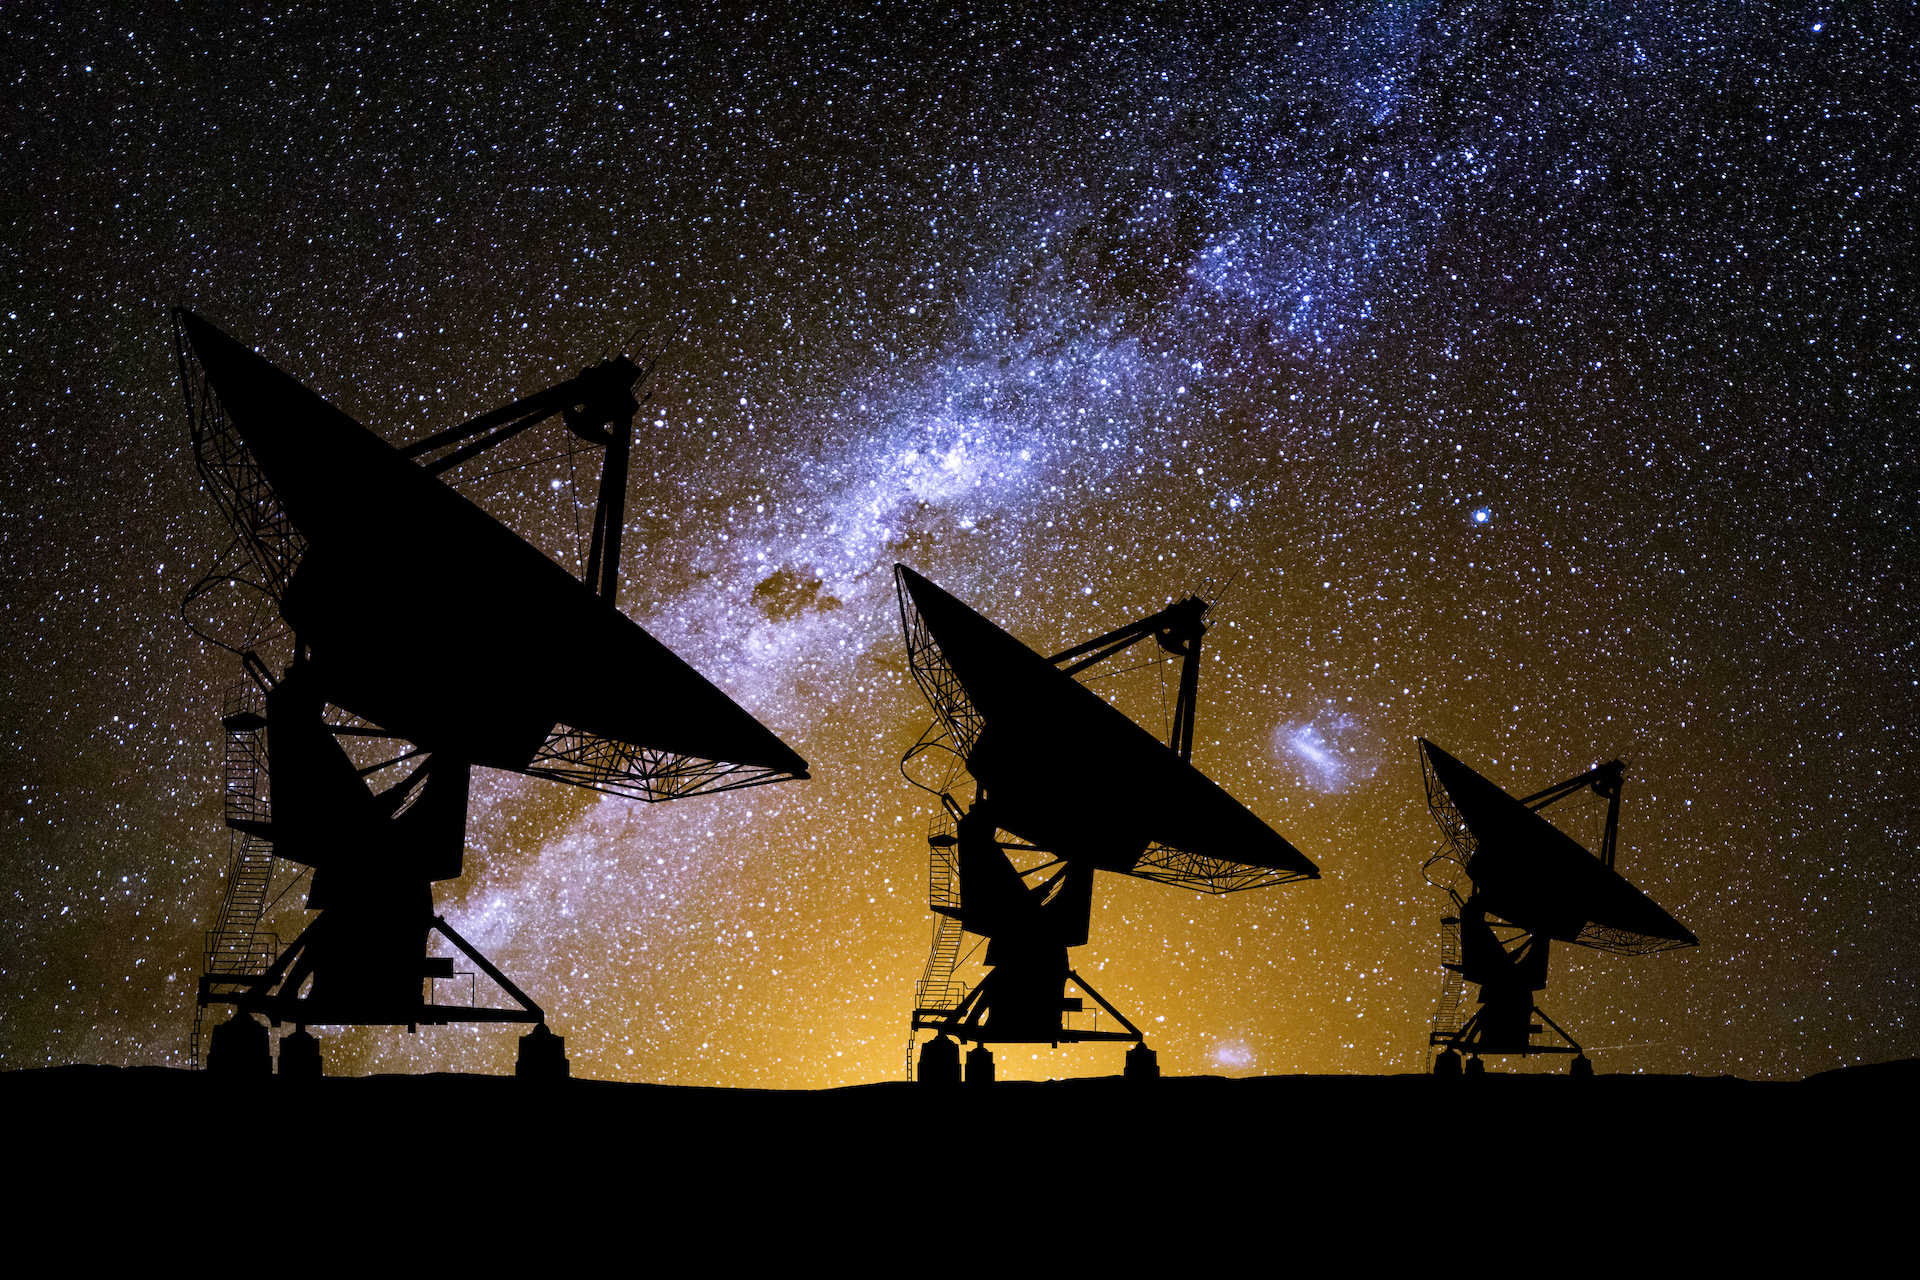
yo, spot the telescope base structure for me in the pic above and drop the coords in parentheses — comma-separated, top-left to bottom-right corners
(1431, 1000, 1595, 1077)
(916, 1034, 961, 1084)
(514, 1022, 571, 1079)
(277, 1027, 324, 1078)
(198, 912, 547, 1033)
(1427, 905, 1598, 1076)
(965, 1044, 995, 1084)
(205, 1011, 272, 1076)
(912, 966, 1158, 1083)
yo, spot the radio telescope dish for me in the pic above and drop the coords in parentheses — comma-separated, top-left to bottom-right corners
(1418, 738, 1696, 1076)
(175, 310, 806, 1076)
(896, 565, 1316, 1083)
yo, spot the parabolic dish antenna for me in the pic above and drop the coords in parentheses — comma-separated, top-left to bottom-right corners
(175, 310, 806, 1076)
(1418, 738, 1696, 1075)
(895, 565, 1317, 1082)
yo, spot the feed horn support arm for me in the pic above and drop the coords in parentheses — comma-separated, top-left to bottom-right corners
(398, 354, 656, 601)
(1520, 759, 1625, 870)
(397, 356, 649, 464)
(583, 412, 631, 602)
(1047, 595, 1208, 761)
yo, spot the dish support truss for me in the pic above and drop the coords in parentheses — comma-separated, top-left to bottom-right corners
(522, 729, 800, 802)
(178, 318, 307, 631)
(899, 583, 983, 760)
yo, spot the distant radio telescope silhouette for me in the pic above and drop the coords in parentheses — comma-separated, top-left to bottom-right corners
(1417, 738, 1696, 1076)
(174, 310, 805, 1077)
(894, 565, 1317, 1083)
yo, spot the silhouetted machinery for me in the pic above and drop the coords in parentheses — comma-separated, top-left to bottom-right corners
(895, 566, 1318, 1083)
(174, 310, 806, 1076)
(1418, 739, 1696, 1075)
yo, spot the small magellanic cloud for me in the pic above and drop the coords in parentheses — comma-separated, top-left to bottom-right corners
(1210, 1039, 1256, 1073)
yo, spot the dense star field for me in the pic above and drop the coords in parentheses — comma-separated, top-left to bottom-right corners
(4, 3, 1914, 1084)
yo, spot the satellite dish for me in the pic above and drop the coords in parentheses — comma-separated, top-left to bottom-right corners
(896, 565, 1316, 1082)
(1417, 738, 1696, 1076)
(175, 310, 806, 1074)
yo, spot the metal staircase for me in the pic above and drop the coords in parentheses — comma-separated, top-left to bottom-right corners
(915, 845, 966, 1011)
(904, 803, 968, 1078)
(1429, 915, 1466, 1049)
(189, 679, 280, 1068)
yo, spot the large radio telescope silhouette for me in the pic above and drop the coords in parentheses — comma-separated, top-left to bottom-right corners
(176, 310, 806, 1077)
(1417, 738, 1697, 1075)
(894, 565, 1317, 1082)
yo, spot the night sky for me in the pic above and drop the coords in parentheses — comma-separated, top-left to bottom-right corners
(5, 3, 1915, 1084)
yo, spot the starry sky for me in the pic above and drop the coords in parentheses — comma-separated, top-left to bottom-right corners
(5, 3, 1915, 1083)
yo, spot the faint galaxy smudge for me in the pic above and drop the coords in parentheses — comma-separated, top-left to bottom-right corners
(1273, 710, 1383, 794)
(1209, 1039, 1256, 1072)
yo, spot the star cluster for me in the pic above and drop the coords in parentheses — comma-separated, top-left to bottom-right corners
(4, 3, 1914, 1083)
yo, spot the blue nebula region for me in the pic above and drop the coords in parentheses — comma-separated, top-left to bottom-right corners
(1273, 711, 1383, 795)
